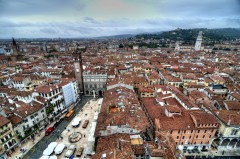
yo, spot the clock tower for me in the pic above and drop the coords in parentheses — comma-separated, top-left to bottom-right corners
(73, 51, 84, 94)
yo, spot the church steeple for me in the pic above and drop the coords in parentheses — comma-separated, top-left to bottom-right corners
(12, 37, 19, 55)
(12, 37, 17, 46)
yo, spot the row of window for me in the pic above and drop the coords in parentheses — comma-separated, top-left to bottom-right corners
(141, 93, 154, 96)
(198, 123, 218, 127)
(14, 81, 23, 84)
(18, 95, 31, 100)
(39, 89, 60, 98)
(1, 133, 13, 144)
(176, 134, 212, 140)
(172, 129, 214, 134)
(178, 140, 210, 145)
(85, 84, 104, 88)
(84, 78, 106, 82)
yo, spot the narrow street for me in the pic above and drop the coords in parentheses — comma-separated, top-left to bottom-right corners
(22, 96, 91, 159)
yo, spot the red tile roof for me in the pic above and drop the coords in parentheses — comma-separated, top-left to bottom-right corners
(0, 115, 10, 127)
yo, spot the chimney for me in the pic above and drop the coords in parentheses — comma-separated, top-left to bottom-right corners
(25, 111, 28, 115)
(116, 139, 120, 150)
(227, 117, 231, 125)
(157, 142, 161, 149)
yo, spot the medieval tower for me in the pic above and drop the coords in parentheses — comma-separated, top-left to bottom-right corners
(73, 51, 84, 94)
(195, 31, 203, 51)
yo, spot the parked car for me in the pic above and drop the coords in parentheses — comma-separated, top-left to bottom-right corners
(54, 143, 66, 155)
(49, 155, 57, 159)
(45, 127, 54, 136)
(82, 120, 89, 128)
(72, 117, 81, 127)
(65, 144, 76, 158)
(43, 142, 58, 156)
(76, 147, 84, 157)
(39, 156, 49, 159)
(58, 117, 64, 123)
(53, 117, 65, 129)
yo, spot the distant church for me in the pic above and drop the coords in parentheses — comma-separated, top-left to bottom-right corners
(194, 31, 203, 51)
(10, 38, 23, 61)
(174, 31, 204, 52)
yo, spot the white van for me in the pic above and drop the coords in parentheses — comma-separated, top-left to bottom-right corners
(43, 142, 58, 156)
(54, 143, 66, 155)
(71, 117, 81, 127)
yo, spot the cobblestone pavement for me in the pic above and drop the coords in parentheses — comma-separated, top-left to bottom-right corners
(56, 98, 100, 159)
(10, 96, 92, 159)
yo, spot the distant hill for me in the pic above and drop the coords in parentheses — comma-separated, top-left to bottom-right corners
(135, 28, 240, 45)
(96, 34, 135, 39)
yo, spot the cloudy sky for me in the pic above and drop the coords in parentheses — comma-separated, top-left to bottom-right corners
(0, 0, 239, 38)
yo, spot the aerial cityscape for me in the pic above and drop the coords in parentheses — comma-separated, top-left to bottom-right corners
(0, 0, 240, 159)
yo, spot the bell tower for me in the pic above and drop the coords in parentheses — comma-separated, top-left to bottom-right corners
(73, 51, 84, 94)
(195, 31, 203, 51)
(12, 38, 19, 55)
(175, 41, 180, 52)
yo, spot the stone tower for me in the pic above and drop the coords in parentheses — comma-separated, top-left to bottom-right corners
(10, 38, 20, 61)
(195, 31, 203, 51)
(12, 38, 19, 55)
(73, 51, 84, 94)
(175, 41, 180, 52)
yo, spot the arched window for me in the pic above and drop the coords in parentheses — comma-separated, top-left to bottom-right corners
(4, 144, 8, 150)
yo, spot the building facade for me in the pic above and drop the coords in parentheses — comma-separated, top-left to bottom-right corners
(83, 71, 107, 97)
(0, 115, 18, 158)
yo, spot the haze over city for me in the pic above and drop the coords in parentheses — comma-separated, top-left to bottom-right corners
(0, 0, 240, 38)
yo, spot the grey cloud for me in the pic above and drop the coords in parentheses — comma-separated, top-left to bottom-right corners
(0, 0, 240, 38)
(40, 28, 58, 35)
(83, 17, 101, 24)
(1, 16, 240, 38)
(0, 0, 85, 17)
(153, 0, 240, 18)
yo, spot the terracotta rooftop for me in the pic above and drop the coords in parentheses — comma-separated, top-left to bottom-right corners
(190, 111, 219, 127)
(35, 85, 58, 93)
(213, 110, 240, 126)
(13, 101, 44, 118)
(92, 133, 134, 159)
(7, 114, 23, 126)
(223, 101, 240, 110)
(0, 115, 10, 127)
(95, 86, 149, 136)
(166, 105, 182, 113)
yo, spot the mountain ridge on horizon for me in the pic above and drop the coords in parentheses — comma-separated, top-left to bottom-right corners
(0, 28, 240, 40)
